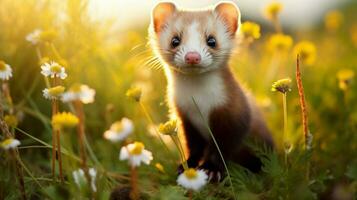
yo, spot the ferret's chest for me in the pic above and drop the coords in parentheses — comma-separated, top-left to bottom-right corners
(172, 73, 227, 139)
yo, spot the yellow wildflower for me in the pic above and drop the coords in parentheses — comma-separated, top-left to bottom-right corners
(1, 138, 20, 150)
(4, 115, 18, 128)
(337, 69, 355, 91)
(155, 163, 165, 174)
(0, 60, 13, 80)
(158, 120, 178, 135)
(264, 2, 283, 20)
(268, 34, 293, 51)
(39, 29, 57, 43)
(324, 10, 343, 31)
(43, 86, 65, 100)
(126, 87, 142, 102)
(241, 21, 261, 40)
(177, 168, 208, 191)
(293, 41, 317, 65)
(272, 78, 292, 93)
(52, 112, 79, 129)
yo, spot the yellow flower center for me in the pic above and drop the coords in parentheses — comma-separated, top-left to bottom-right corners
(50, 64, 62, 73)
(48, 86, 65, 96)
(4, 115, 18, 127)
(129, 142, 144, 155)
(271, 78, 292, 93)
(0, 61, 7, 71)
(70, 83, 82, 93)
(184, 168, 198, 180)
(1, 138, 14, 147)
(111, 121, 124, 133)
(52, 112, 79, 129)
(158, 120, 177, 135)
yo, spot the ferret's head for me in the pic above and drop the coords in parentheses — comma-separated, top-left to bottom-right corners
(150, 1, 240, 74)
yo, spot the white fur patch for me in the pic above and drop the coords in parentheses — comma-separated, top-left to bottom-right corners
(170, 71, 227, 139)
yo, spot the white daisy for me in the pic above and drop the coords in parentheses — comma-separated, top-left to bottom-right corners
(40, 61, 67, 79)
(103, 118, 134, 142)
(119, 142, 153, 167)
(62, 84, 95, 104)
(26, 29, 42, 45)
(1, 138, 21, 150)
(72, 168, 97, 192)
(177, 168, 208, 191)
(42, 86, 65, 100)
(0, 61, 13, 81)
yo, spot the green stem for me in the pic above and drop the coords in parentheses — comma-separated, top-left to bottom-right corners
(283, 93, 288, 167)
(50, 43, 63, 61)
(192, 97, 237, 200)
(171, 135, 188, 170)
(139, 102, 172, 155)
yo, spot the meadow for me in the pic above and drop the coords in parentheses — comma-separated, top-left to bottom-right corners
(0, 0, 356, 199)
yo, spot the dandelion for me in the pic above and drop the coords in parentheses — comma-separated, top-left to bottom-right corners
(271, 78, 292, 93)
(4, 114, 18, 128)
(103, 118, 134, 142)
(126, 87, 142, 102)
(158, 119, 178, 136)
(293, 41, 317, 65)
(268, 34, 293, 52)
(264, 1, 283, 20)
(40, 61, 67, 79)
(177, 168, 208, 191)
(337, 69, 355, 91)
(1, 138, 20, 150)
(325, 10, 343, 31)
(241, 21, 261, 40)
(119, 142, 153, 167)
(42, 86, 65, 100)
(158, 119, 188, 169)
(26, 29, 42, 45)
(72, 168, 97, 192)
(272, 78, 292, 166)
(62, 84, 95, 104)
(52, 112, 79, 129)
(0, 60, 13, 81)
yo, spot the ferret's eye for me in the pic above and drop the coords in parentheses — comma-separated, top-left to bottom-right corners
(206, 36, 216, 48)
(171, 36, 181, 48)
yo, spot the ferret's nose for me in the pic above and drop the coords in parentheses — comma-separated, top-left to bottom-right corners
(185, 52, 201, 65)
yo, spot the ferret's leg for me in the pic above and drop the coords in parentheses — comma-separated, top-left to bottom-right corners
(201, 108, 250, 181)
(178, 116, 207, 173)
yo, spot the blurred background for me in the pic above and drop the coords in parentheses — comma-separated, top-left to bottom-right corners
(0, 0, 356, 199)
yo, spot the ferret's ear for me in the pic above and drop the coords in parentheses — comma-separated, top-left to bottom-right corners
(152, 2, 176, 33)
(214, 2, 241, 35)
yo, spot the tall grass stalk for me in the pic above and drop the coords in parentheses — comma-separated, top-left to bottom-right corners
(74, 100, 87, 169)
(130, 166, 139, 200)
(0, 120, 27, 200)
(139, 102, 172, 156)
(295, 54, 311, 179)
(192, 97, 237, 200)
(1, 81, 27, 200)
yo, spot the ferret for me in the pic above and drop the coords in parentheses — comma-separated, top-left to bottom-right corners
(149, 1, 274, 181)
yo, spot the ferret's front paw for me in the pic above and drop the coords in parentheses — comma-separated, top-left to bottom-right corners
(199, 162, 224, 182)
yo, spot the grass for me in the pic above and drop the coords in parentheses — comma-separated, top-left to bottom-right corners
(0, 0, 357, 199)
